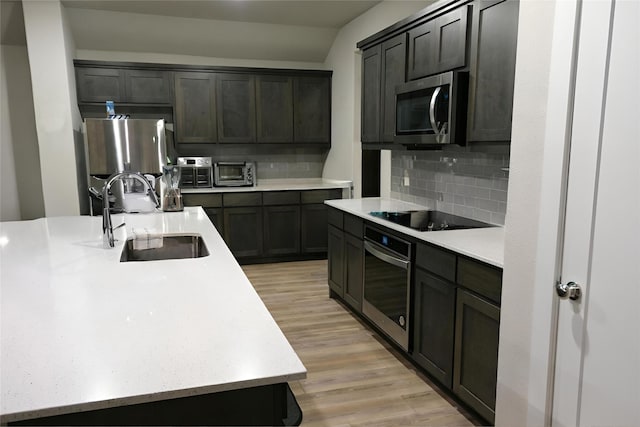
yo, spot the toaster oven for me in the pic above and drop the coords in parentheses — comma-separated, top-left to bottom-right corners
(214, 162, 256, 187)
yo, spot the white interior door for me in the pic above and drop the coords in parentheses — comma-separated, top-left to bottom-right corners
(552, 0, 639, 425)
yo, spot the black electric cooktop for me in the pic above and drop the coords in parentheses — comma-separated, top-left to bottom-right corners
(369, 210, 493, 232)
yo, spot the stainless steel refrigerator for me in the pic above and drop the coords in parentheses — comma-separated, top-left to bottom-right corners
(84, 118, 168, 214)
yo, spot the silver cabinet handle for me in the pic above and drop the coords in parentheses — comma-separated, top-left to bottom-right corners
(556, 281, 582, 301)
(429, 86, 441, 134)
(364, 241, 409, 270)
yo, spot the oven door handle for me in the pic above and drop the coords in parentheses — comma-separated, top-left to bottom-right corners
(364, 241, 409, 270)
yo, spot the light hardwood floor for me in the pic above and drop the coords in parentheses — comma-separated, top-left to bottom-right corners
(242, 260, 482, 427)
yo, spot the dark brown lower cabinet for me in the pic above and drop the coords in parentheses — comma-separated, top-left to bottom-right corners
(185, 189, 342, 263)
(301, 204, 329, 253)
(343, 234, 363, 312)
(453, 289, 500, 424)
(412, 268, 456, 389)
(204, 207, 224, 233)
(263, 205, 300, 256)
(327, 225, 345, 296)
(223, 207, 263, 258)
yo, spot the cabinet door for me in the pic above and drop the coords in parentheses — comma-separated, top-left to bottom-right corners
(467, 0, 519, 142)
(380, 34, 407, 142)
(174, 72, 217, 143)
(412, 269, 456, 389)
(217, 74, 256, 143)
(343, 234, 364, 312)
(76, 67, 126, 103)
(327, 225, 345, 297)
(256, 76, 293, 143)
(293, 76, 330, 143)
(361, 45, 382, 143)
(407, 20, 436, 81)
(453, 289, 500, 424)
(301, 204, 329, 254)
(434, 6, 469, 72)
(125, 69, 172, 104)
(204, 207, 224, 233)
(223, 207, 263, 258)
(263, 205, 301, 256)
(408, 7, 469, 81)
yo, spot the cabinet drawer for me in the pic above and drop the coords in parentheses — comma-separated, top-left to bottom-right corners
(344, 214, 363, 239)
(457, 257, 503, 304)
(223, 192, 262, 207)
(416, 243, 456, 283)
(327, 207, 344, 229)
(263, 191, 300, 206)
(182, 193, 222, 208)
(301, 189, 342, 204)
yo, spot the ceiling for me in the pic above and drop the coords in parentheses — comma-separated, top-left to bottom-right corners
(1, 0, 384, 62)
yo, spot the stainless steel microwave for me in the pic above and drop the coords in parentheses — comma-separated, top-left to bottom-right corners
(394, 71, 468, 147)
(214, 162, 256, 187)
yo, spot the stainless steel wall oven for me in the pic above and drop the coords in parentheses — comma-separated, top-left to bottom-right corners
(362, 226, 412, 351)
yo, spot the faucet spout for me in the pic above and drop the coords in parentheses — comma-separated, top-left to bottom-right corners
(102, 172, 159, 248)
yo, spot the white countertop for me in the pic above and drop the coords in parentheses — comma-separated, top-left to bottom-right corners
(181, 178, 352, 194)
(0, 207, 306, 423)
(325, 198, 505, 268)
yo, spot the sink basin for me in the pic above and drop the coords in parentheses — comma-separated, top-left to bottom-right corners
(120, 234, 209, 262)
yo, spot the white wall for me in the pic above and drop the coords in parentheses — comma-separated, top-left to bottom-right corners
(496, 1, 577, 424)
(0, 44, 45, 221)
(322, 0, 432, 197)
(22, 0, 82, 216)
(66, 7, 337, 64)
(0, 46, 21, 221)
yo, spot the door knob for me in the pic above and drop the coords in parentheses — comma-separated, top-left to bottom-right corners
(556, 281, 582, 301)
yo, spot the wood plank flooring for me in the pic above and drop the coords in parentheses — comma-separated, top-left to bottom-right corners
(242, 260, 481, 427)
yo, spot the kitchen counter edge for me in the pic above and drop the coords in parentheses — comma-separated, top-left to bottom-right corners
(325, 198, 504, 268)
(181, 178, 352, 194)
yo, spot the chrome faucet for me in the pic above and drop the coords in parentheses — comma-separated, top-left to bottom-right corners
(102, 172, 160, 248)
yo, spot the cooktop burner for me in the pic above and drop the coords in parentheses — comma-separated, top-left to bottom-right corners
(369, 210, 492, 232)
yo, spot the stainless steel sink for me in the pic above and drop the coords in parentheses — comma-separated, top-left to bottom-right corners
(120, 234, 209, 262)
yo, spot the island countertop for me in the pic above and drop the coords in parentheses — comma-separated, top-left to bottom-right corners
(0, 207, 306, 423)
(325, 198, 505, 268)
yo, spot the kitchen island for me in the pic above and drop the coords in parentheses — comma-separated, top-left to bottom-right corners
(0, 207, 306, 425)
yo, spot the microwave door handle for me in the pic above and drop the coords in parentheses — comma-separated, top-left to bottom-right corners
(364, 241, 409, 270)
(429, 86, 442, 133)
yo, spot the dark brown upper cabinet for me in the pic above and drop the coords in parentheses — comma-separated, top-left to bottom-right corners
(293, 76, 331, 144)
(74, 61, 331, 146)
(380, 34, 408, 142)
(76, 67, 172, 104)
(361, 33, 407, 144)
(76, 68, 126, 103)
(174, 72, 217, 143)
(216, 74, 257, 143)
(125, 69, 172, 104)
(256, 75, 294, 143)
(467, 0, 519, 142)
(407, 6, 469, 81)
(361, 45, 382, 143)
